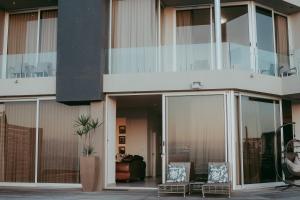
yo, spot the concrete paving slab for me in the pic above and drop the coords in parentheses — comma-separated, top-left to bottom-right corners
(0, 187, 300, 200)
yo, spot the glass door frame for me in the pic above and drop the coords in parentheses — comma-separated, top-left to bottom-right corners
(162, 91, 231, 184)
(234, 92, 283, 189)
(0, 96, 79, 187)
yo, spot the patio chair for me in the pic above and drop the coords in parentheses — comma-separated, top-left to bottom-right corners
(158, 162, 191, 198)
(202, 162, 231, 198)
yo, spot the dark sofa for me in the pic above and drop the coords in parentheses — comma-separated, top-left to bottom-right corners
(116, 155, 146, 182)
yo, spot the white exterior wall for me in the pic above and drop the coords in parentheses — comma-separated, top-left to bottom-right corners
(0, 78, 55, 97)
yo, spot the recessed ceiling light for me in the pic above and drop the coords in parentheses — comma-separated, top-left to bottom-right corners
(12, 1, 16, 5)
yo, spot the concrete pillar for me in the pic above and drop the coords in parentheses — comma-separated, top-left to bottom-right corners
(90, 101, 105, 191)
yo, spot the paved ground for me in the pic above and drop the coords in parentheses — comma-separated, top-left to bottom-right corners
(0, 187, 300, 200)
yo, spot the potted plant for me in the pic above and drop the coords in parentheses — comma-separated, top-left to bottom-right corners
(74, 114, 101, 192)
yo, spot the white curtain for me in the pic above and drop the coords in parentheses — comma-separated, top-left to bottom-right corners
(111, 0, 158, 73)
(167, 95, 226, 178)
(38, 10, 57, 77)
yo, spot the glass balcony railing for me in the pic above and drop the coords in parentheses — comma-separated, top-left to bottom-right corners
(5, 52, 56, 79)
(109, 42, 300, 78)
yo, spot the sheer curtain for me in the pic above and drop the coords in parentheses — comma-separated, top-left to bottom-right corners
(167, 95, 225, 179)
(7, 13, 38, 78)
(38, 101, 89, 183)
(38, 10, 57, 77)
(275, 14, 289, 71)
(111, 0, 158, 73)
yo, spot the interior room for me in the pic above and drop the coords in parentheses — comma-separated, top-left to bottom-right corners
(114, 95, 162, 188)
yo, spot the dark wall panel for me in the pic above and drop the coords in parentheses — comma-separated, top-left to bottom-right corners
(56, 0, 108, 104)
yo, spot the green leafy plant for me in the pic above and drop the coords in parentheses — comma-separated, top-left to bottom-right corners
(74, 114, 102, 156)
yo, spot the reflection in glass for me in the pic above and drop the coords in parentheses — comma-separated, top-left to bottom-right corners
(176, 9, 211, 71)
(256, 7, 276, 76)
(221, 5, 251, 71)
(167, 95, 225, 181)
(241, 97, 279, 184)
(38, 101, 89, 183)
(0, 102, 36, 182)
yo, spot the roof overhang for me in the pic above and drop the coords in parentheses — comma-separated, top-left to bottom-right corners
(0, 0, 57, 11)
(161, 0, 300, 15)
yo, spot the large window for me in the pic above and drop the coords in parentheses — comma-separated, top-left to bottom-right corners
(176, 8, 212, 71)
(166, 95, 226, 181)
(256, 7, 276, 76)
(0, 102, 37, 182)
(238, 96, 280, 184)
(111, 0, 158, 74)
(0, 100, 89, 184)
(5, 9, 57, 79)
(109, 2, 291, 76)
(221, 5, 251, 70)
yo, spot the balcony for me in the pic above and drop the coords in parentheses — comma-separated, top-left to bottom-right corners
(0, 9, 57, 79)
(109, 42, 299, 77)
(2, 52, 57, 78)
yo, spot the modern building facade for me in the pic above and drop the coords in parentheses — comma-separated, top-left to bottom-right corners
(1, 0, 300, 191)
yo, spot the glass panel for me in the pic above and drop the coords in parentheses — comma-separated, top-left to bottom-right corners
(0, 102, 36, 183)
(7, 12, 38, 78)
(0, 11, 4, 78)
(241, 97, 278, 184)
(167, 95, 225, 181)
(176, 9, 211, 71)
(38, 10, 57, 77)
(275, 14, 290, 76)
(256, 7, 276, 76)
(38, 101, 89, 183)
(111, 0, 158, 74)
(221, 5, 251, 71)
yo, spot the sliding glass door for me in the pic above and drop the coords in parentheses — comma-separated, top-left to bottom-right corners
(165, 94, 226, 181)
(236, 95, 281, 185)
(0, 99, 89, 184)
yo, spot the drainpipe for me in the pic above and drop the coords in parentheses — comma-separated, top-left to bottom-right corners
(214, 0, 222, 70)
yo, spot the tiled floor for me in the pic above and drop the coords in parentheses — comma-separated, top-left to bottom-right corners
(1, 186, 300, 200)
(114, 177, 161, 188)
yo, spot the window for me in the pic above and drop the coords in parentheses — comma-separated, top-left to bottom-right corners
(5, 9, 57, 79)
(111, 0, 158, 74)
(239, 96, 280, 184)
(256, 7, 276, 76)
(166, 95, 226, 181)
(0, 100, 89, 184)
(176, 8, 212, 71)
(221, 5, 251, 70)
(275, 14, 289, 74)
